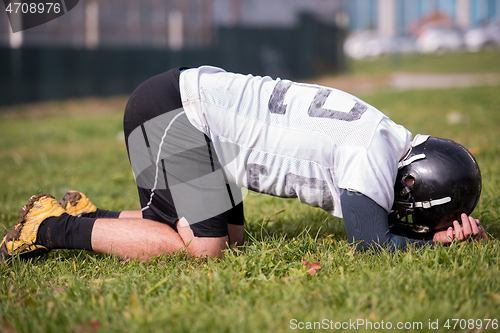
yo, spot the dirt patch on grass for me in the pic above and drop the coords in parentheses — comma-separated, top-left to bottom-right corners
(390, 72, 500, 90)
(308, 73, 391, 95)
(310, 72, 500, 95)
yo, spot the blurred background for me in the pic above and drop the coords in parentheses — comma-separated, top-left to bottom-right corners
(0, 0, 499, 106)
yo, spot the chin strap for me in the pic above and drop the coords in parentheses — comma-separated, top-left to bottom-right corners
(413, 197, 451, 209)
(396, 196, 451, 210)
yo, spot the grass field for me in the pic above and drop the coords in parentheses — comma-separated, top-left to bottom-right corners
(1, 50, 500, 332)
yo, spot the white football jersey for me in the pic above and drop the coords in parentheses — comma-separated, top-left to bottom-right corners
(180, 66, 412, 217)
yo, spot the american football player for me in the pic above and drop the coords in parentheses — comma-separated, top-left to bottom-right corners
(1, 66, 487, 261)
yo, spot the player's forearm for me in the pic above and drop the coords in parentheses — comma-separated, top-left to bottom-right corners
(340, 189, 435, 252)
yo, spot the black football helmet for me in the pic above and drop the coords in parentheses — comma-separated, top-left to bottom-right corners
(393, 135, 481, 233)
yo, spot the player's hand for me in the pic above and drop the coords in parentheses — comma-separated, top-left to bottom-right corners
(433, 213, 488, 245)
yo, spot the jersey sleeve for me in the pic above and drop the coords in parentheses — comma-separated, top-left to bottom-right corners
(336, 117, 412, 215)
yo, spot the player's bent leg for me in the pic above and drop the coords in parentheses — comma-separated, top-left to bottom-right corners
(1, 193, 187, 262)
(122, 67, 243, 258)
(91, 218, 186, 261)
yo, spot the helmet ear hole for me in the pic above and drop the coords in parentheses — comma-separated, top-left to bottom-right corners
(403, 175, 415, 187)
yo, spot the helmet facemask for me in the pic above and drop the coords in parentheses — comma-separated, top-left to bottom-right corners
(393, 174, 431, 233)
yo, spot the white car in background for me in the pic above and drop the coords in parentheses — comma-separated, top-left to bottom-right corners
(464, 18, 500, 51)
(344, 31, 415, 59)
(416, 27, 464, 53)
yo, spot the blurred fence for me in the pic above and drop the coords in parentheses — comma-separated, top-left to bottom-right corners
(0, 14, 345, 106)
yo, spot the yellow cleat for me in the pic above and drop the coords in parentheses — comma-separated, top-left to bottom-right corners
(59, 191, 97, 217)
(0, 194, 66, 260)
